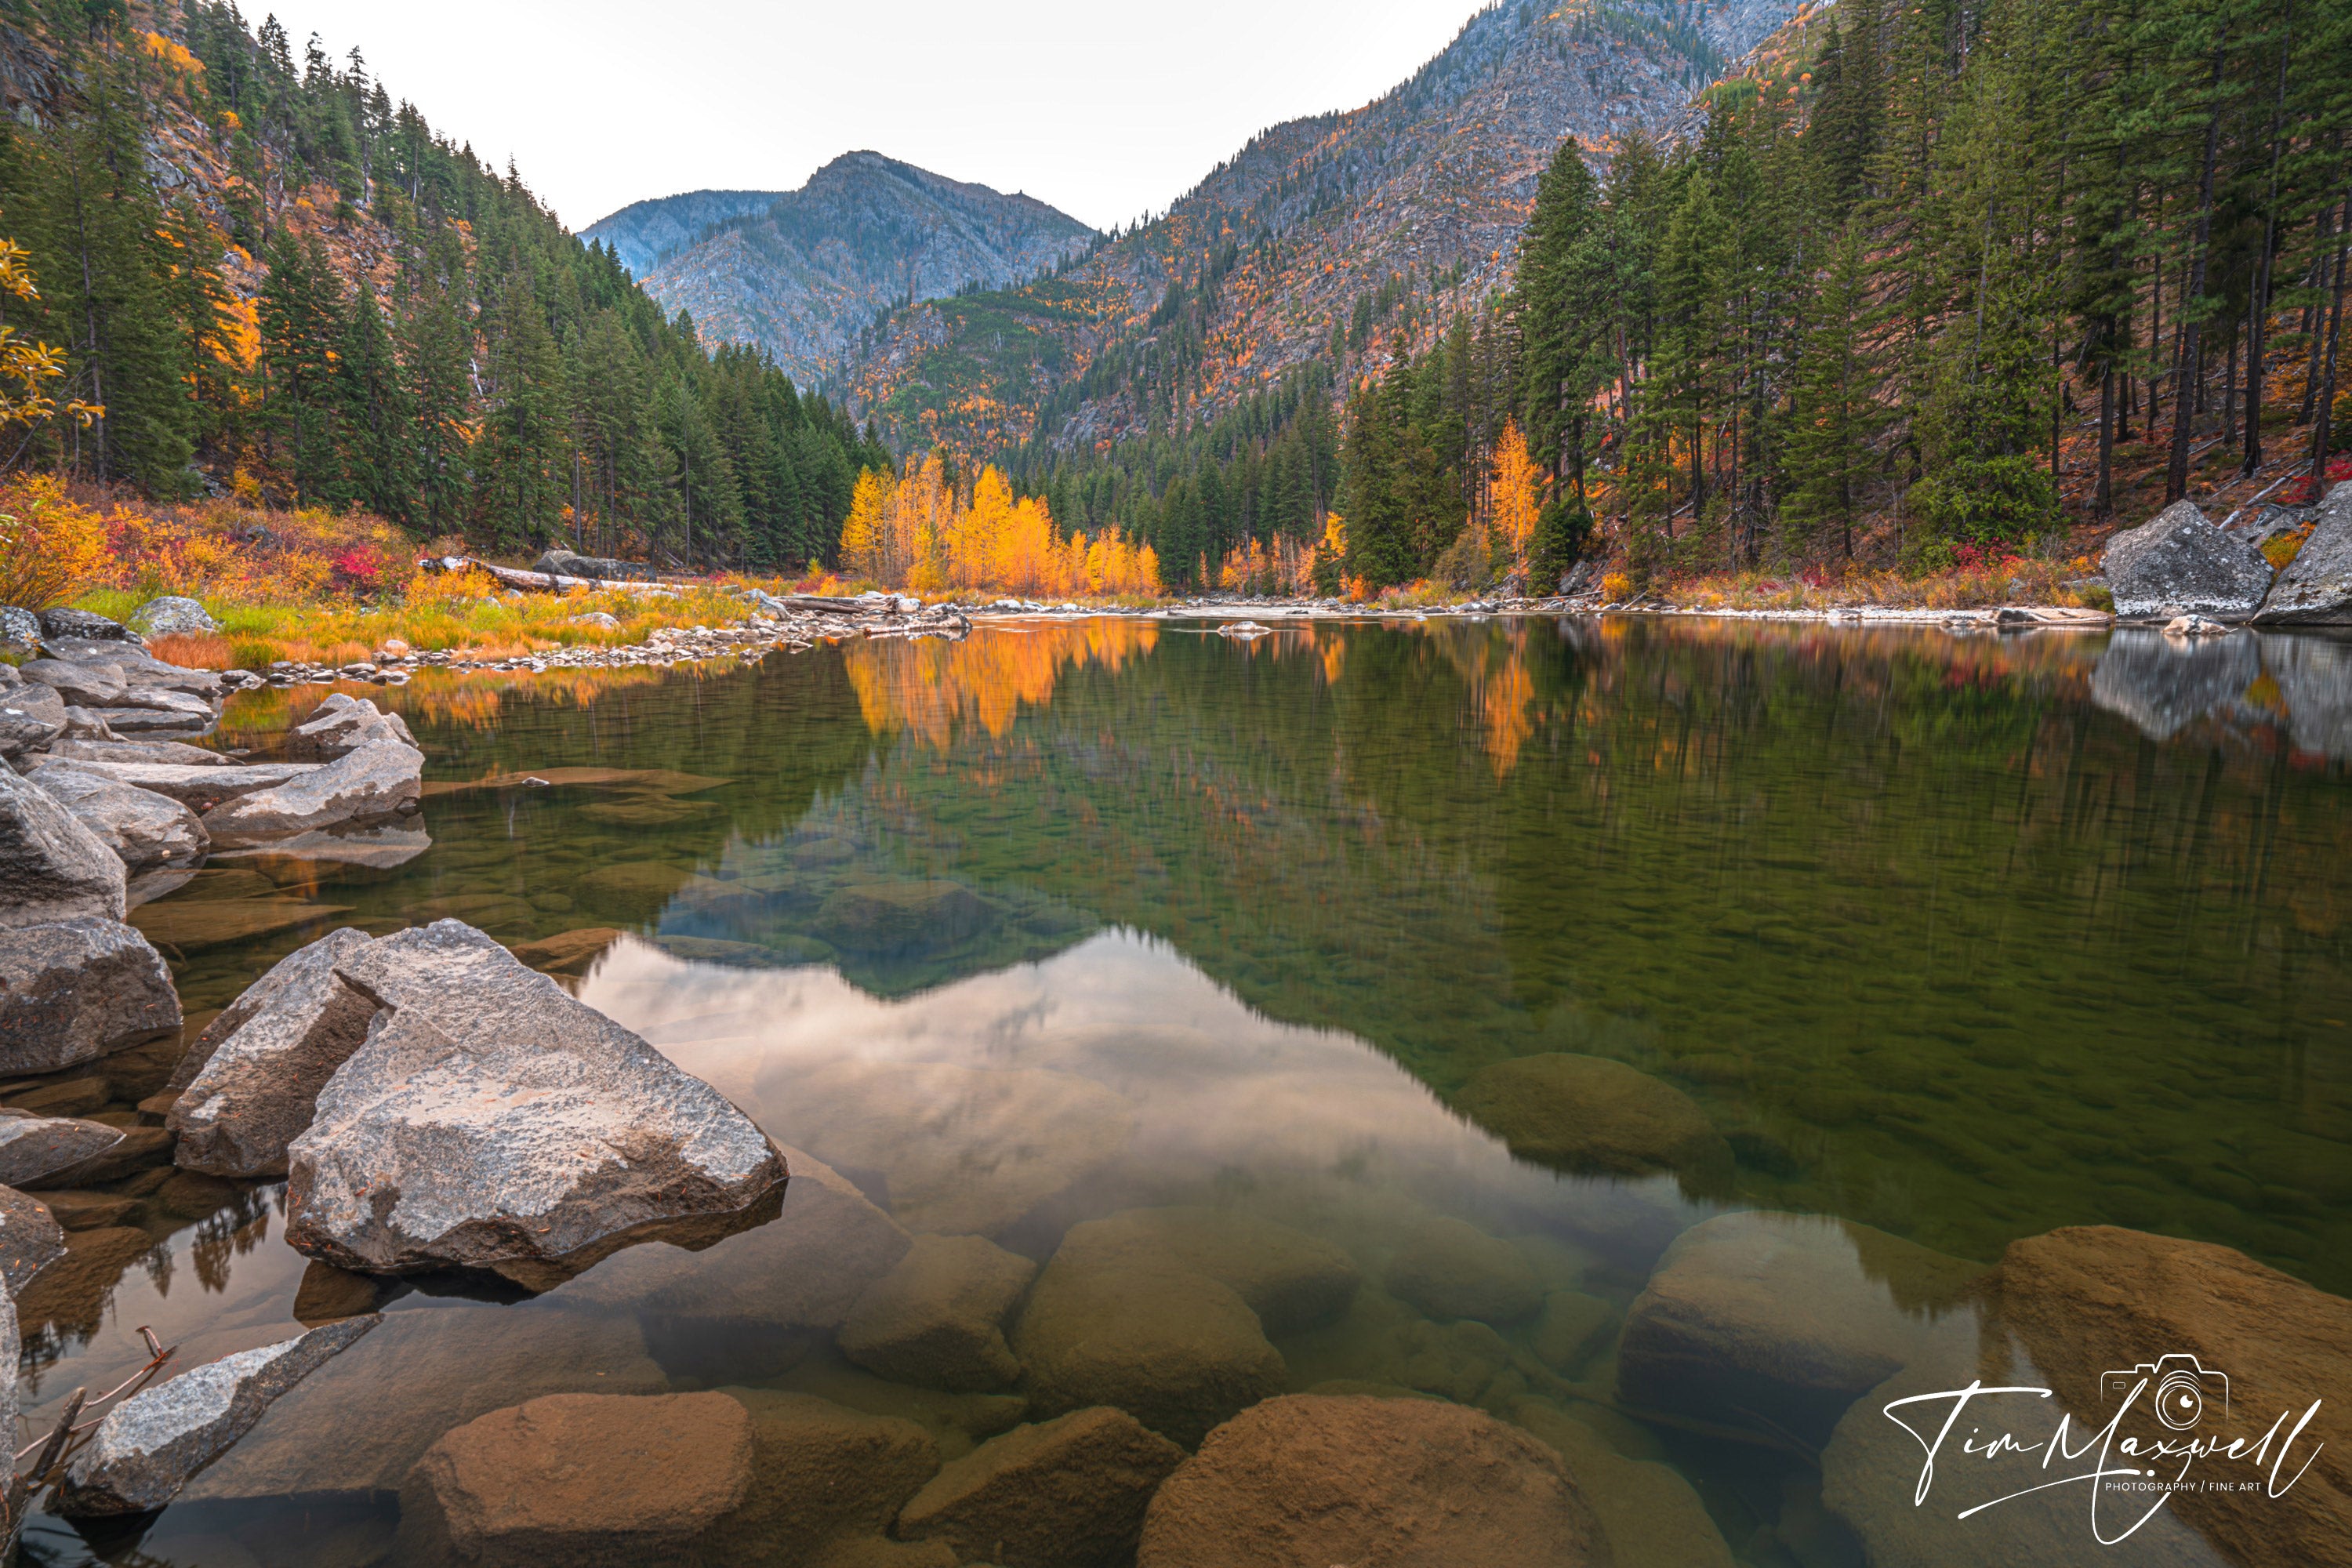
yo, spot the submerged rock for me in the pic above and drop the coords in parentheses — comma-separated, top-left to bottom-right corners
(723, 1388, 942, 1563)
(1455, 1052, 1734, 1192)
(170, 927, 380, 1177)
(285, 692, 418, 761)
(27, 760, 209, 870)
(1617, 1210, 1986, 1449)
(0, 917, 182, 1074)
(1137, 1395, 1607, 1567)
(1994, 1225, 2352, 1567)
(0, 1181, 67, 1291)
(394, 1391, 756, 1567)
(2104, 499, 2274, 620)
(1012, 1250, 1285, 1447)
(1382, 1214, 1543, 1325)
(2254, 479, 2352, 625)
(818, 879, 996, 955)
(202, 739, 423, 844)
(56, 1316, 381, 1515)
(1047, 1206, 1359, 1337)
(0, 765, 128, 925)
(181, 1305, 670, 1503)
(285, 920, 786, 1277)
(838, 1232, 1036, 1391)
(0, 1114, 127, 1189)
(898, 1405, 1185, 1568)
(1506, 1397, 1736, 1568)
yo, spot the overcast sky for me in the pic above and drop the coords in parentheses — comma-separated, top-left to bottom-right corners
(256, 0, 1486, 234)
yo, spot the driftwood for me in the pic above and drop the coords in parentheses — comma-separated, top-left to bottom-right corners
(2, 1326, 176, 1551)
(416, 556, 686, 596)
(766, 593, 901, 616)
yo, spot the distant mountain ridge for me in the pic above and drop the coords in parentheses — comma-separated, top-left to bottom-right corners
(586, 152, 1098, 386)
(586, 189, 783, 278)
(837, 0, 1808, 456)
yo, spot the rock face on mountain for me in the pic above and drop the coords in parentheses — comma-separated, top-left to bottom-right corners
(587, 153, 1097, 385)
(837, 0, 1802, 455)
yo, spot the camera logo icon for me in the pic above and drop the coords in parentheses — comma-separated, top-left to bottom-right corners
(2100, 1353, 2230, 1432)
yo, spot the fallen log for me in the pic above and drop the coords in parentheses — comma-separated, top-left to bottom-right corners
(416, 557, 685, 596)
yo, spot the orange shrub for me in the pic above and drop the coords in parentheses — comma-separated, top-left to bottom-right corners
(0, 475, 107, 608)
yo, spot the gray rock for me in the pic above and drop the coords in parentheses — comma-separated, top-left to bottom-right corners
(1455, 1052, 1735, 1194)
(55, 1315, 380, 1515)
(568, 610, 621, 630)
(45, 638, 223, 700)
(2233, 501, 2311, 549)
(2103, 499, 2275, 619)
(0, 917, 183, 1074)
(0, 756, 129, 925)
(60, 706, 119, 741)
(201, 740, 421, 844)
(2089, 628, 2261, 742)
(2255, 479, 2352, 624)
(27, 760, 209, 870)
(0, 604, 38, 655)
(96, 698, 218, 739)
(0, 679, 67, 756)
(1617, 1210, 1987, 1450)
(285, 692, 418, 761)
(0, 1114, 126, 1188)
(531, 548, 659, 582)
(284, 920, 787, 1276)
(20, 657, 128, 708)
(0, 1254, 16, 1441)
(124, 596, 218, 637)
(47, 737, 238, 768)
(44, 757, 314, 809)
(838, 1233, 1036, 1392)
(37, 607, 127, 642)
(171, 927, 379, 1178)
(0, 1180, 68, 1291)
(898, 1406, 1186, 1567)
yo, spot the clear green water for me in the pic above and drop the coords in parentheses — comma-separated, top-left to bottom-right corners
(20, 616, 2351, 1566)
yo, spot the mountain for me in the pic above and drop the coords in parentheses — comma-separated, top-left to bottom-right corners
(583, 189, 785, 278)
(836, 0, 1806, 458)
(586, 153, 1099, 387)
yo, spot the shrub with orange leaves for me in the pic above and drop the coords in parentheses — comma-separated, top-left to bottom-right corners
(0, 475, 107, 608)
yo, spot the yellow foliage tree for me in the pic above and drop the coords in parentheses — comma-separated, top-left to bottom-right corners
(826, 455, 1160, 599)
(1488, 419, 1542, 568)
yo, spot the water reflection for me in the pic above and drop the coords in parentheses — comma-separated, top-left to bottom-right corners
(2091, 626, 2352, 757)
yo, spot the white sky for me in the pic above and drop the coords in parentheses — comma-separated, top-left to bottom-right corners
(252, 0, 1488, 234)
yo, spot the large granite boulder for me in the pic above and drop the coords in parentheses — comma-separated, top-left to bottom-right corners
(170, 927, 379, 1178)
(0, 765, 127, 925)
(20, 656, 129, 708)
(0, 678, 67, 756)
(2089, 626, 2260, 742)
(394, 1391, 756, 1567)
(283, 920, 786, 1279)
(1138, 1395, 1608, 1567)
(1011, 1248, 1285, 1447)
(0, 1181, 67, 1291)
(1993, 1225, 2351, 1566)
(55, 1316, 380, 1515)
(0, 1113, 126, 1188)
(898, 1406, 1186, 1568)
(2256, 479, 2352, 624)
(37, 607, 128, 642)
(1617, 1210, 1987, 1449)
(0, 917, 182, 1074)
(123, 595, 218, 637)
(838, 1232, 1036, 1391)
(33, 760, 303, 812)
(285, 692, 418, 761)
(44, 637, 223, 701)
(201, 739, 423, 844)
(28, 760, 209, 870)
(1047, 1206, 1358, 1337)
(1455, 1052, 1735, 1192)
(47, 737, 237, 767)
(0, 604, 37, 655)
(2103, 499, 2275, 619)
